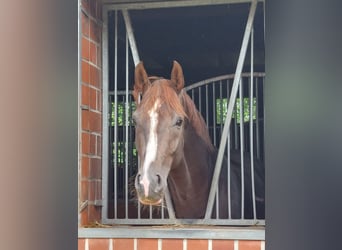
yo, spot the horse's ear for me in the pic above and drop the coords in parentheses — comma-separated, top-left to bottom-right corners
(133, 62, 150, 103)
(170, 60, 184, 93)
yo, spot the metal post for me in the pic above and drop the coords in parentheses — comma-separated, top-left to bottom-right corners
(114, 10, 118, 219)
(122, 10, 140, 65)
(249, 27, 257, 219)
(101, 5, 109, 222)
(205, 0, 258, 219)
(125, 30, 129, 218)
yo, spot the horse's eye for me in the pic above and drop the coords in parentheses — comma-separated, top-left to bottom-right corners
(175, 118, 183, 127)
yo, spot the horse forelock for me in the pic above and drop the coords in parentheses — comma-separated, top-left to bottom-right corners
(138, 80, 187, 118)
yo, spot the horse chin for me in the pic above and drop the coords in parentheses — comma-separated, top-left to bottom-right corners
(138, 197, 163, 206)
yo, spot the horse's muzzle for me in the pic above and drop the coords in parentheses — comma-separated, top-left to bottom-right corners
(135, 173, 164, 205)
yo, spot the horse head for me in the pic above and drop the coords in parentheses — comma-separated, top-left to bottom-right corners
(132, 61, 187, 206)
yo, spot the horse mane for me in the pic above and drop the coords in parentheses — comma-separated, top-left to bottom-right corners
(179, 90, 215, 152)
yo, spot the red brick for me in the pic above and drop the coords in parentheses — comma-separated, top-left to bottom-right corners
(80, 207, 88, 226)
(113, 239, 134, 250)
(89, 0, 97, 19)
(89, 64, 100, 87)
(88, 180, 95, 201)
(82, 132, 90, 154)
(89, 111, 101, 133)
(90, 158, 101, 179)
(81, 180, 88, 201)
(78, 239, 85, 250)
(137, 239, 158, 250)
(81, 12, 89, 37)
(187, 239, 208, 250)
(212, 240, 234, 250)
(82, 110, 90, 131)
(81, 0, 89, 12)
(96, 2, 102, 20)
(89, 87, 97, 110)
(81, 156, 89, 178)
(89, 41, 97, 65)
(88, 204, 101, 222)
(82, 61, 90, 84)
(89, 134, 96, 155)
(97, 89, 102, 111)
(162, 239, 183, 250)
(97, 136, 102, 156)
(90, 19, 101, 43)
(96, 45, 102, 68)
(82, 37, 90, 61)
(89, 238, 109, 250)
(239, 240, 261, 250)
(95, 180, 102, 200)
(82, 84, 90, 107)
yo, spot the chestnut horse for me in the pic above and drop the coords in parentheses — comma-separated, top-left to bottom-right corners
(132, 61, 264, 219)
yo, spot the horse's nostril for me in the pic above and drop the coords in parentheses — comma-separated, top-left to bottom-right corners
(137, 174, 141, 183)
(156, 174, 161, 185)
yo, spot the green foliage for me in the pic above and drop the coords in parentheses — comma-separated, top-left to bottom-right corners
(110, 101, 136, 126)
(216, 98, 256, 124)
(110, 101, 137, 165)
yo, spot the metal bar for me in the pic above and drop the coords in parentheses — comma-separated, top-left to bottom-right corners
(79, 226, 265, 240)
(239, 78, 245, 219)
(164, 187, 176, 219)
(99, 218, 264, 226)
(78, 0, 82, 225)
(114, 10, 118, 219)
(198, 86, 202, 114)
(122, 10, 140, 66)
(219, 80, 223, 132)
(227, 79, 231, 219)
(256, 77, 260, 159)
(125, 31, 129, 218)
(101, 5, 110, 222)
(205, 0, 258, 219)
(249, 27, 257, 218)
(184, 72, 265, 91)
(205, 84, 209, 130)
(212, 83, 216, 146)
(102, 0, 265, 10)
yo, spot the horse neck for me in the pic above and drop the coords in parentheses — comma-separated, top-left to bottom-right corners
(167, 122, 216, 218)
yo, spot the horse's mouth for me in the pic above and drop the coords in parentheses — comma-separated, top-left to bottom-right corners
(138, 197, 163, 206)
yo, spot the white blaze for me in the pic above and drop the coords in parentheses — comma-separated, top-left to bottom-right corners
(140, 99, 160, 197)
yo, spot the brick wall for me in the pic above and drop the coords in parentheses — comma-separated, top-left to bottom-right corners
(78, 238, 265, 250)
(80, 0, 103, 226)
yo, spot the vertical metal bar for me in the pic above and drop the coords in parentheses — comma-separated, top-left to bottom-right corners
(239, 78, 245, 219)
(250, 28, 257, 219)
(78, 0, 81, 225)
(205, 84, 209, 129)
(256, 77, 260, 160)
(226, 79, 231, 219)
(205, 0, 258, 219)
(101, 5, 109, 222)
(191, 89, 194, 100)
(199, 86, 202, 114)
(212, 83, 216, 146)
(219, 80, 223, 132)
(125, 31, 129, 219)
(113, 10, 118, 219)
(165, 187, 175, 219)
(122, 10, 140, 66)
